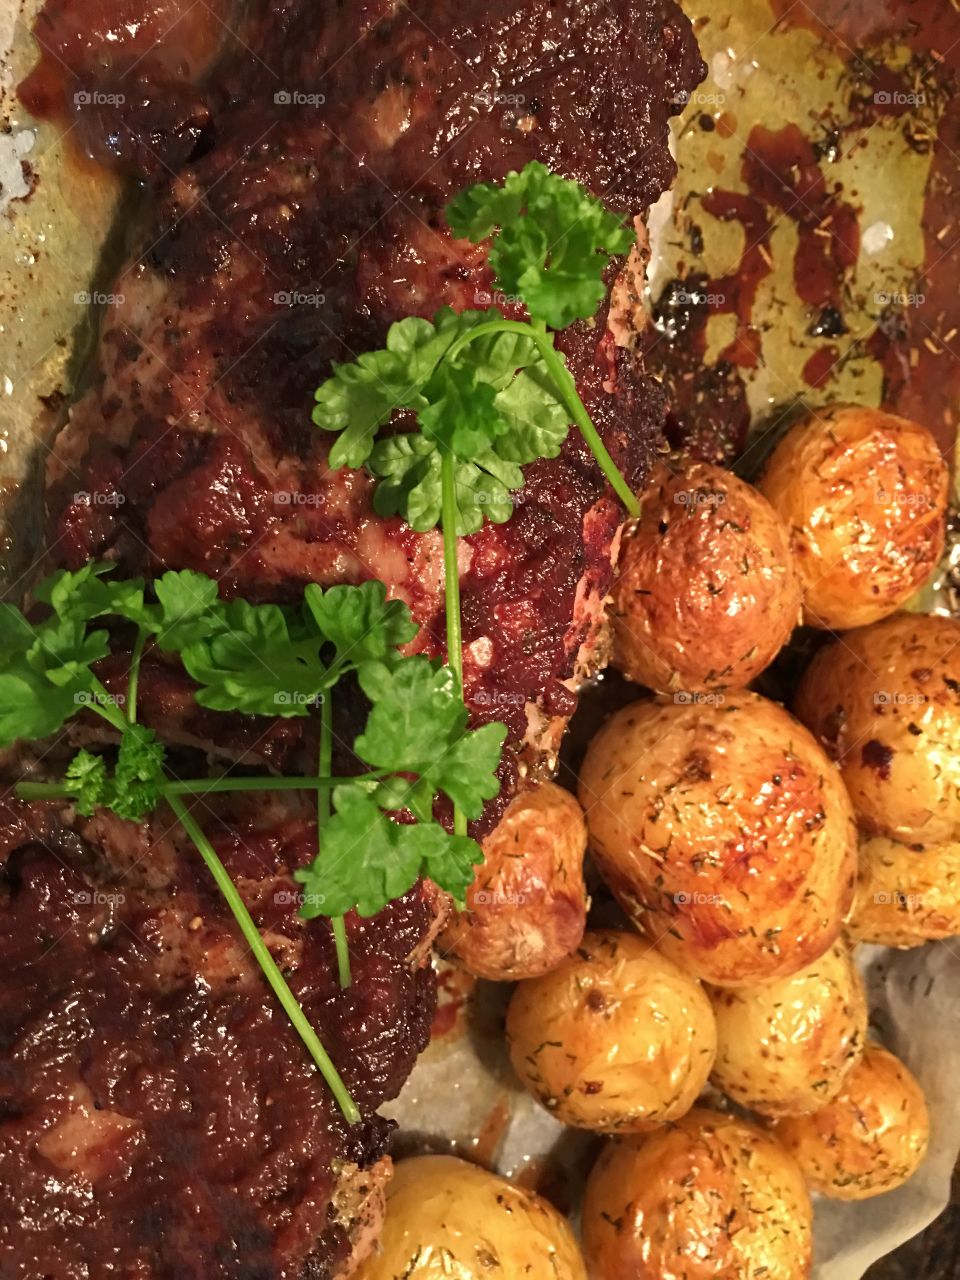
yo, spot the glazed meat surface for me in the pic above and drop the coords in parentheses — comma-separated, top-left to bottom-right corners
(5, 0, 705, 1276)
(0, 792, 437, 1279)
(43, 0, 702, 772)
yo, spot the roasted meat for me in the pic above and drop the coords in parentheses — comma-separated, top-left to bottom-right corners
(0, 791, 438, 1279)
(5, 0, 705, 1275)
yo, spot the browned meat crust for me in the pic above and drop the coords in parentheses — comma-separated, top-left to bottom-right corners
(41, 0, 703, 818)
(0, 792, 438, 1279)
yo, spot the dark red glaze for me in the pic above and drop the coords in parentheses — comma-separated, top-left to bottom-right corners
(803, 346, 841, 389)
(34, 0, 703, 811)
(645, 119, 863, 461)
(648, 0, 959, 461)
(0, 792, 436, 1278)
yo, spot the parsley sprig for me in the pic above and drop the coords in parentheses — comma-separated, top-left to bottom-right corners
(4, 564, 506, 1122)
(312, 163, 640, 835)
(313, 163, 639, 535)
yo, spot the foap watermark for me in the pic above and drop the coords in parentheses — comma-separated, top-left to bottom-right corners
(273, 89, 326, 107)
(874, 890, 924, 909)
(674, 891, 723, 906)
(274, 691, 325, 708)
(74, 489, 125, 507)
(675, 287, 725, 308)
(275, 491, 322, 507)
(274, 290, 326, 307)
(473, 90, 526, 107)
(874, 690, 927, 707)
(674, 690, 726, 707)
(473, 689, 527, 710)
(874, 90, 925, 108)
(74, 290, 125, 307)
(74, 689, 126, 709)
(274, 889, 326, 908)
(74, 90, 125, 107)
(474, 890, 528, 906)
(474, 288, 526, 308)
(875, 290, 925, 307)
(673, 89, 726, 108)
(72, 889, 126, 906)
(874, 487, 931, 507)
(673, 488, 727, 509)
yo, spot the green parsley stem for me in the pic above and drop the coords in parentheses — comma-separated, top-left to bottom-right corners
(319, 694, 352, 987)
(87, 677, 134, 736)
(440, 449, 468, 840)
(163, 775, 375, 795)
(15, 773, 383, 803)
(443, 318, 641, 518)
(126, 628, 148, 725)
(167, 793, 361, 1125)
(535, 334, 641, 517)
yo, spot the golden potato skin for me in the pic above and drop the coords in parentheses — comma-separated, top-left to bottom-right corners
(850, 834, 960, 947)
(611, 460, 802, 693)
(354, 1156, 586, 1280)
(758, 405, 947, 631)
(795, 613, 960, 843)
(773, 1045, 930, 1201)
(441, 783, 587, 981)
(709, 941, 867, 1116)
(583, 1108, 813, 1280)
(578, 692, 857, 986)
(506, 930, 716, 1132)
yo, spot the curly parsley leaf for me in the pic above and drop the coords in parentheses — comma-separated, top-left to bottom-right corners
(355, 658, 506, 819)
(33, 562, 146, 626)
(303, 580, 417, 668)
(0, 605, 112, 746)
(180, 599, 327, 717)
(150, 570, 224, 651)
(0, 665, 81, 745)
(365, 351, 566, 535)
(110, 724, 166, 821)
(312, 311, 486, 469)
(65, 749, 109, 817)
(295, 784, 479, 918)
(446, 161, 633, 329)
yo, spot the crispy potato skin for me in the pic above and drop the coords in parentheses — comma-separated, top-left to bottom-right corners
(440, 783, 587, 981)
(577, 692, 857, 985)
(773, 1045, 930, 1201)
(758, 405, 947, 631)
(610, 461, 802, 693)
(850, 834, 960, 947)
(709, 941, 867, 1116)
(505, 930, 716, 1131)
(795, 613, 960, 843)
(582, 1108, 813, 1280)
(352, 1156, 586, 1279)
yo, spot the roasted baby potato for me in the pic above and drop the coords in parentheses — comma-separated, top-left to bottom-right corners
(354, 1155, 586, 1279)
(611, 459, 802, 693)
(709, 940, 867, 1116)
(758, 405, 947, 631)
(506, 930, 716, 1131)
(440, 782, 587, 981)
(582, 1108, 813, 1280)
(578, 692, 857, 985)
(849, 833, 960, 947)
(773, 1044, 930, 1200)
(795, 613, 960, 843)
